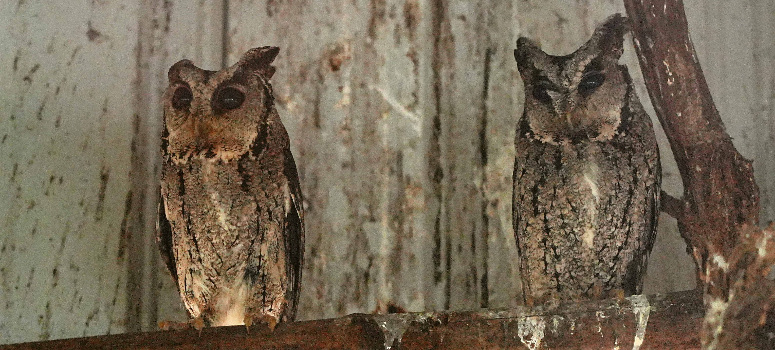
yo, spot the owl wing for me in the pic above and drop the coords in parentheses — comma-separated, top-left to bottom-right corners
(645, 150, 662, 254)
(157, 192, 179, 287)
(512, 162, 524, 260)
(512, 116, 532, 262)
(282, 147, 305, 321)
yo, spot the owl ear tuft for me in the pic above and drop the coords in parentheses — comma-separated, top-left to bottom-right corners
(240, 46, 280, 79)
(168, 59, 195, 83)
(514, 37, 540, 78)
(594, 14, 629, 60)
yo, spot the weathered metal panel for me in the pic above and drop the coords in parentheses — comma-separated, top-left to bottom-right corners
(1, 0, 773, 344)
(127, 0, 226, 332)
(0, 0, 140, 344)
(226, 0, 446, 318)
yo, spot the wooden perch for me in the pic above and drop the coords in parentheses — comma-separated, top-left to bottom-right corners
(0, 290, 704, 349)
(624, 0, 775, 348)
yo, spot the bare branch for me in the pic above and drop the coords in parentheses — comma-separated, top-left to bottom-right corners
(1, 290, 706, 349)
(660, 190, 684, 220)
(624, 0, 774, 348)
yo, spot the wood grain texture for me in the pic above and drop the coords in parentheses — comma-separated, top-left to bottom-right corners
(1, 0, 773, 344)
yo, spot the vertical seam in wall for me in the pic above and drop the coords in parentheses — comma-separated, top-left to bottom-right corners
(128, 0, 169, 331)
(221, 0, 230, 68)
(429, 0, 448, 311)
(127, 0, 151, 333)
(479, 47, 492, 309)
(750, 0, 774, 222)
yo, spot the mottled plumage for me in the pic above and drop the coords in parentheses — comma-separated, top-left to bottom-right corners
(512, 15, 661, 303)
(158, 46, 304, 327)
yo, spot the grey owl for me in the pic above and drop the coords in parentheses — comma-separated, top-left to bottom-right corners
(158, 46, 304, 327)
(512, 14, 660, 303)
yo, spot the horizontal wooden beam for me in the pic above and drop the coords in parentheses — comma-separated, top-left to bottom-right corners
(1, 289, 704, 349)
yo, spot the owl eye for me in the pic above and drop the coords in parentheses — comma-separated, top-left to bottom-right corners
(217, 87, 245, 110)
(171, 87, 193, 110)
(578, 72, 605, 96)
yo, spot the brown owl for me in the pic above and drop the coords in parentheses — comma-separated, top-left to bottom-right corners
(512, 14, 661, 303)
(157, 46, 304, 328)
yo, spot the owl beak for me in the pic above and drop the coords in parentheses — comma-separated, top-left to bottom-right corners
(555, 99, 576, 128)
(191, 120, 213, 150)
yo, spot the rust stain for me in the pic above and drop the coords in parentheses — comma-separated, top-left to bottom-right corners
(327, 43, 351, 72)
(13, 50, 20, 71)
(95, 166, 110, 221)
(23, 64, 40, 82)
(86, 21, 103, 42)
(368, 0, 387, 39)
(266, 0, 279, 17)
(403, 0, 420, 39)
(116, 190, 133, 260)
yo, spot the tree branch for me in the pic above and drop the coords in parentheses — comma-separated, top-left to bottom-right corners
(660, 190, 684, 220)
(0, 290, 706, 349)
(624, 0, 775, 348)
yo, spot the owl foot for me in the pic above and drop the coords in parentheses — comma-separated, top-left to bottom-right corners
(244, 313, 278, 334)
(158, 316, 205, 334)
(191, 316, 205, 332)
(608, 288, 627, 301)
(158, 320, 189, 331)
(590, 284, 605, 300)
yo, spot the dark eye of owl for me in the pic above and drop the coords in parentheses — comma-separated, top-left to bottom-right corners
(216, 87, 245, 110)
(172, 87, 193, 110)
(532, 80, 553, 104)
(578, 72, 605, 96)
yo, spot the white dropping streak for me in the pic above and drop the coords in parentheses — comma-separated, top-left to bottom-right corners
(706, 298, 730, 350)
(518, 316, 546, 350)
(629, 295, 651, 350)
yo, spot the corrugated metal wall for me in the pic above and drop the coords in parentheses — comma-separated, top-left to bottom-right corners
(1, 0, 772, 344)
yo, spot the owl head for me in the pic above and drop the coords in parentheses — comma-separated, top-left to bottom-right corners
(515, 14, 630, 145)
(162, 46, 279, 163)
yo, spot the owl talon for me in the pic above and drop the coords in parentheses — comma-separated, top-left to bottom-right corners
(244, 315, 252, 334)
(244, 313, 278, 333)
(524, 296, 535, 308)
(191, 316, 205, 333)
(158, 320, 191, 331)
(609, 288, 627, 301)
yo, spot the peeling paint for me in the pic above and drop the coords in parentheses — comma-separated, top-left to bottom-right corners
(517, 316, 545, 350)
(629, 294, 651, 350)
(370, 85, 422, 135)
